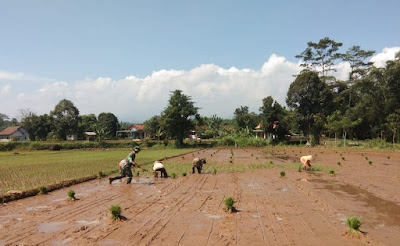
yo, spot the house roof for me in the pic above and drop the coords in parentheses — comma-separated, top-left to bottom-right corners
(0, 126, 23, 136)
(127, 124, 144, 131)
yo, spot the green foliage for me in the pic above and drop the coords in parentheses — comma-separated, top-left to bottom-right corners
(160, 90, 198, 147)
(368, 160, 373, 165)
(182, 172, 187, 177)
(296, 37, 343, 77)
(298, 166, 302, 172)
(286, 71, 333, 145)
(67, 190, 76, 200)
(98, 171, 104, 178)
(38, 186, 48, 195)
(337, 162, 341, 166)
(213, 168, 217, 175)
(50, 99, 81, 140)
(109, 205, 122, 221)
(234, 106, 259, 130)
(280, 171, 286, 177)
(224, 197, 236, 212)
(367, 138, 392, 149)
(171, 173, 176, 179)
(346, 216, 362, 233)
(329, 169, 335, 175)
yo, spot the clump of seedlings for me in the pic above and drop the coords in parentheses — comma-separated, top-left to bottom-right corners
(213, 168, 217, 175)
(182, 156, 185, 160)
(337, 162, 341, 166)
(98, 171, 104, 179)
(346, 216, 362, 234)
(171, 173, 176, 179)
(365, 156, 369, 160)
(135, 171, 140, 177)
(224, 197, 236, 213)
(387, 156, 390, 159)
(280, 171, 286, 178)
(38, 186, 48, 195)
(182, 172, 187, 177)
(109, 205, 122, 221)
(341, 156, 345, 161)
(368, 161, 373, 165)
(329, 170, 335, 175)
(298, 166, 302, 172)
(67, 190, 76, 200)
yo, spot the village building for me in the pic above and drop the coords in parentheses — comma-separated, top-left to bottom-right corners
(0, 126, 29, 142)
(116, 124, 146, 140)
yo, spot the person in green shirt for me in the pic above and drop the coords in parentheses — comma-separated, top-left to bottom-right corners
(109, 146, 141, 184)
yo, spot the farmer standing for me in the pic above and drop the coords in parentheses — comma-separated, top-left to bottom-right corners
(192, 158, 206, 174)
(109, 146, 141, 184)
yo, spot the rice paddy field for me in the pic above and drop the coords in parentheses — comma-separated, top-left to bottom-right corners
(0, 148, 198, 195)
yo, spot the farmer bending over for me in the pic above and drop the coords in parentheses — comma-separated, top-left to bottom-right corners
(192, 158, 206, 174)
(109, 146, 141, 184)
(300, 155, 313, 170)
(153, 161, 168, 178)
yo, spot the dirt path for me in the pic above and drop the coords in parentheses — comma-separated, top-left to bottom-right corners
(1, 147, 399, 245)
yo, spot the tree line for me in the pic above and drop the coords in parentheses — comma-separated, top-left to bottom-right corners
(2, 37, 400, 146)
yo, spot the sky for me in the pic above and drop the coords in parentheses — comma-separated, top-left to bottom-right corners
(1, 0, 399, 123)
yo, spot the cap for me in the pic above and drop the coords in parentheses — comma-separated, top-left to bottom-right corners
(134, 146, 141, 152)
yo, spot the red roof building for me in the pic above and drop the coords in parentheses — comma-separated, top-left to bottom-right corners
(0, 126, 29, 142)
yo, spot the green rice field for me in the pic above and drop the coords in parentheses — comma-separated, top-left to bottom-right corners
(0, 148, 197, 195)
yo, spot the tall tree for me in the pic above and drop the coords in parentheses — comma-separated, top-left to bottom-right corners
(234, 106, 258, 130)
(98, 112, 119, 139)
(0, 113, 9, 131)
(386, 109, 400, 145)
(342, 45, 375, 80)
(259, 96, 287, 139)
(50, 99, 81, 140)
(295, 37, 343, 77)
(144, 115, 162, 138)
(286, 71, 334, 144)
(160, 90, 198, 147)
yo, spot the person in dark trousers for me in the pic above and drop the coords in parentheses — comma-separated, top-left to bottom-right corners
(192, 158, 206, 174)
(109, 146, 141, 184)
(153, 161, 168, 178)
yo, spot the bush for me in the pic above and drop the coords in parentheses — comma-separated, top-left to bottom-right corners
(110, 205, 122, 221)
(49, 144, 62, 151)
(224, 197, 236, 212)
(346, 216, 362, 233)
(367, 138, 391, 149)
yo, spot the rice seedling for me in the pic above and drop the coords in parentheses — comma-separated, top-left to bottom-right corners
(337, 162, 341, 166)
(109, 205, 122, 221)
(182, 172, 187, 177)
(365, 156, 368, 160)
(368, 161, 373, 165)
(171, 173, 176, 179)
(67, 190, 76, 200)
(224, 197, 236, 213)
(181, 156, 185, 159)
(38, 186, 48, 195)
(346, 216, 362, 234)
(387, 156, 390, 159)
(341, 157, 345, 161)
(329, 170, 335, 175)
(298, 166, 302, 172)
(135, 171, 140, 177)
(280, 171, 286, 178)
(213, 168, 217, 175)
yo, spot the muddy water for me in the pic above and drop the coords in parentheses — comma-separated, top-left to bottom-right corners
(314, 179, 400, 227)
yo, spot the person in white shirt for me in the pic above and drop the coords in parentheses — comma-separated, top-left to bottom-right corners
(300, 155, 313, 170)
(153, 161, 168, 178)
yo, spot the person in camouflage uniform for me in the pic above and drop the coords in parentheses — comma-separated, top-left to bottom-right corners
(109, 146, 141, 184)
(192, 157, 206, 174)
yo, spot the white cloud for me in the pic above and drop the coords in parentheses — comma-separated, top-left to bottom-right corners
(0, 85, 11, 95)
(0, 71, 23, 80)
(1, 47, 398, 122)
(370, 47, 400, 67)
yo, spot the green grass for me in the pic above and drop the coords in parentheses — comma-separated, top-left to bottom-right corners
(0, 148, 197, 195)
